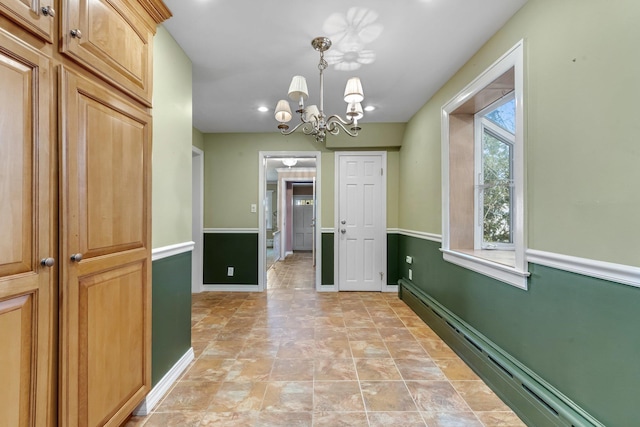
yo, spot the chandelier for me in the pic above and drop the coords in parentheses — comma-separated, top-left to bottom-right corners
(274, 37, 364, 143)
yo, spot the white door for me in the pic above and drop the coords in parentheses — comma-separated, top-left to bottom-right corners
(337, 153, 386, 291)
(293, 197, 314, 251)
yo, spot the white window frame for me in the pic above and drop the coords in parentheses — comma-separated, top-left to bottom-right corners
(474, 93, 515, 250)
(441, 40, 529, 290)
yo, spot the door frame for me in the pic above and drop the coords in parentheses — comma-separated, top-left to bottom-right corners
(334, 151, 393, 292)
(191, 146, 204, 293)
(258, 151, 322, 291)
(280, 176, 315, 259)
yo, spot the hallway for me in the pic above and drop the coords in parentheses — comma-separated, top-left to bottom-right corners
(267, 252, 315, 290)
(127, 282, 525, 426)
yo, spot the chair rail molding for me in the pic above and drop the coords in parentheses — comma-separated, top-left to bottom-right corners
(526, 249, 640, 288)
(152, 241, 195, 261)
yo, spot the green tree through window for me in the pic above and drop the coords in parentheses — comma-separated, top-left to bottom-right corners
(477, 95, 515, 247)
(482, 130, 512, 244)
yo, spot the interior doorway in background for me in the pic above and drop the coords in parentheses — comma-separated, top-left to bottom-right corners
(258, 152, 321, 291)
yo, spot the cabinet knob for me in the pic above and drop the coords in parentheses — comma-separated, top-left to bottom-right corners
(70, 253, 83, 262)
(40, 257, 55, 267)
(41, 6, 55, 17)
(70, 29, 82, 39)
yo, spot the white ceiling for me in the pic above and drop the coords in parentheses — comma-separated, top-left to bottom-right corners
(161, 0, 528, 134)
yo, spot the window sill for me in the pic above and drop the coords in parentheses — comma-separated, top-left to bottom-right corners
(441, 249, 529, 290)
(456, 248, 515, 267)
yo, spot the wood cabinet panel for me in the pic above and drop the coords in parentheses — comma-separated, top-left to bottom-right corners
(0, 294, 34, 427)
(59, 66, 152, 427)
(0, 28, 56, 427)
(80, 261, 147, 426)
(0, 0, 54, 42)
(61, 0, 154, 105)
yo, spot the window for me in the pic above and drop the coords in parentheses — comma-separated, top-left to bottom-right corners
(441, 40, 529, 290)
(475, 95, 515, 250)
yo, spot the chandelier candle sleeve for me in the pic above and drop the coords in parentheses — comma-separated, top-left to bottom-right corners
(274, 36, 365, 143)
(347, 102, 364, 120)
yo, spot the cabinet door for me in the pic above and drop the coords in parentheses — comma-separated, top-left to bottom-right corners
(0, 0, 54, 42)
(61, 0, 154, 106)
(59, 67, 152, 427)
(0, 29, 55, 427)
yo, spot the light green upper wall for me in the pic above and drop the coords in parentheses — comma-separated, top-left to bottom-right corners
(203, 125, 401, 229)
(152, 26, 193, 249)
(192, 127, 204, 151)
(400, 0, 640, 266)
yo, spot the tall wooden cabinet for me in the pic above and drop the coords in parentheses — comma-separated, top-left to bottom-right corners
(0, 26, 56, 427)
(0, 1, 170, 426)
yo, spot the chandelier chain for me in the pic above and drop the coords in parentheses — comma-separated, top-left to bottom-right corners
(318, 50, 328, 72)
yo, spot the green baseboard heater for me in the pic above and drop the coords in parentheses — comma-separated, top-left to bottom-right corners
(398, 279, 604, 427)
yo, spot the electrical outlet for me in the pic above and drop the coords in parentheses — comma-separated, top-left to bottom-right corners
(250, 204, 257, 213)
(227, 266, 234, 276)
(408, 269, 413, 280)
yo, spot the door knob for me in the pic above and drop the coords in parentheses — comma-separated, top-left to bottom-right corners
(341, 220, 346, 224)
(340, 229, 346, 234)
(41, 6, 55, 17)
(40, 258, 55, 267)
(70, 253, 83, 262)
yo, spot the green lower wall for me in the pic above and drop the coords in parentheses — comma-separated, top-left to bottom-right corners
(204, 233, 259, 285)
(321, 233, 334, 286)
(397, 235, 640, 426)
(387, 233, 399, 286)
(152, 251, 192, 386)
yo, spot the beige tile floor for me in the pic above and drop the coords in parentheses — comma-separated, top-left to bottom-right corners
(126, 253, 526, 427)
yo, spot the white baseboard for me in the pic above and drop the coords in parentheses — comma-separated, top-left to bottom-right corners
(384, 285, 399, 293)
(132, 347, 195, 416)
(202, 284, 260, 292)
(318, 285, 337, 292)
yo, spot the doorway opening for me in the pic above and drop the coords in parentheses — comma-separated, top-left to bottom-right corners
(258, 151, 322, 291)
(191, 147, 204, 293)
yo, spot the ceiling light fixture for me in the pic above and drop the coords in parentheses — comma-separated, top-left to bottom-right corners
(281, 158, 297, 167)
(257, 106, 269, 112)
(274, 37, 364, 144)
